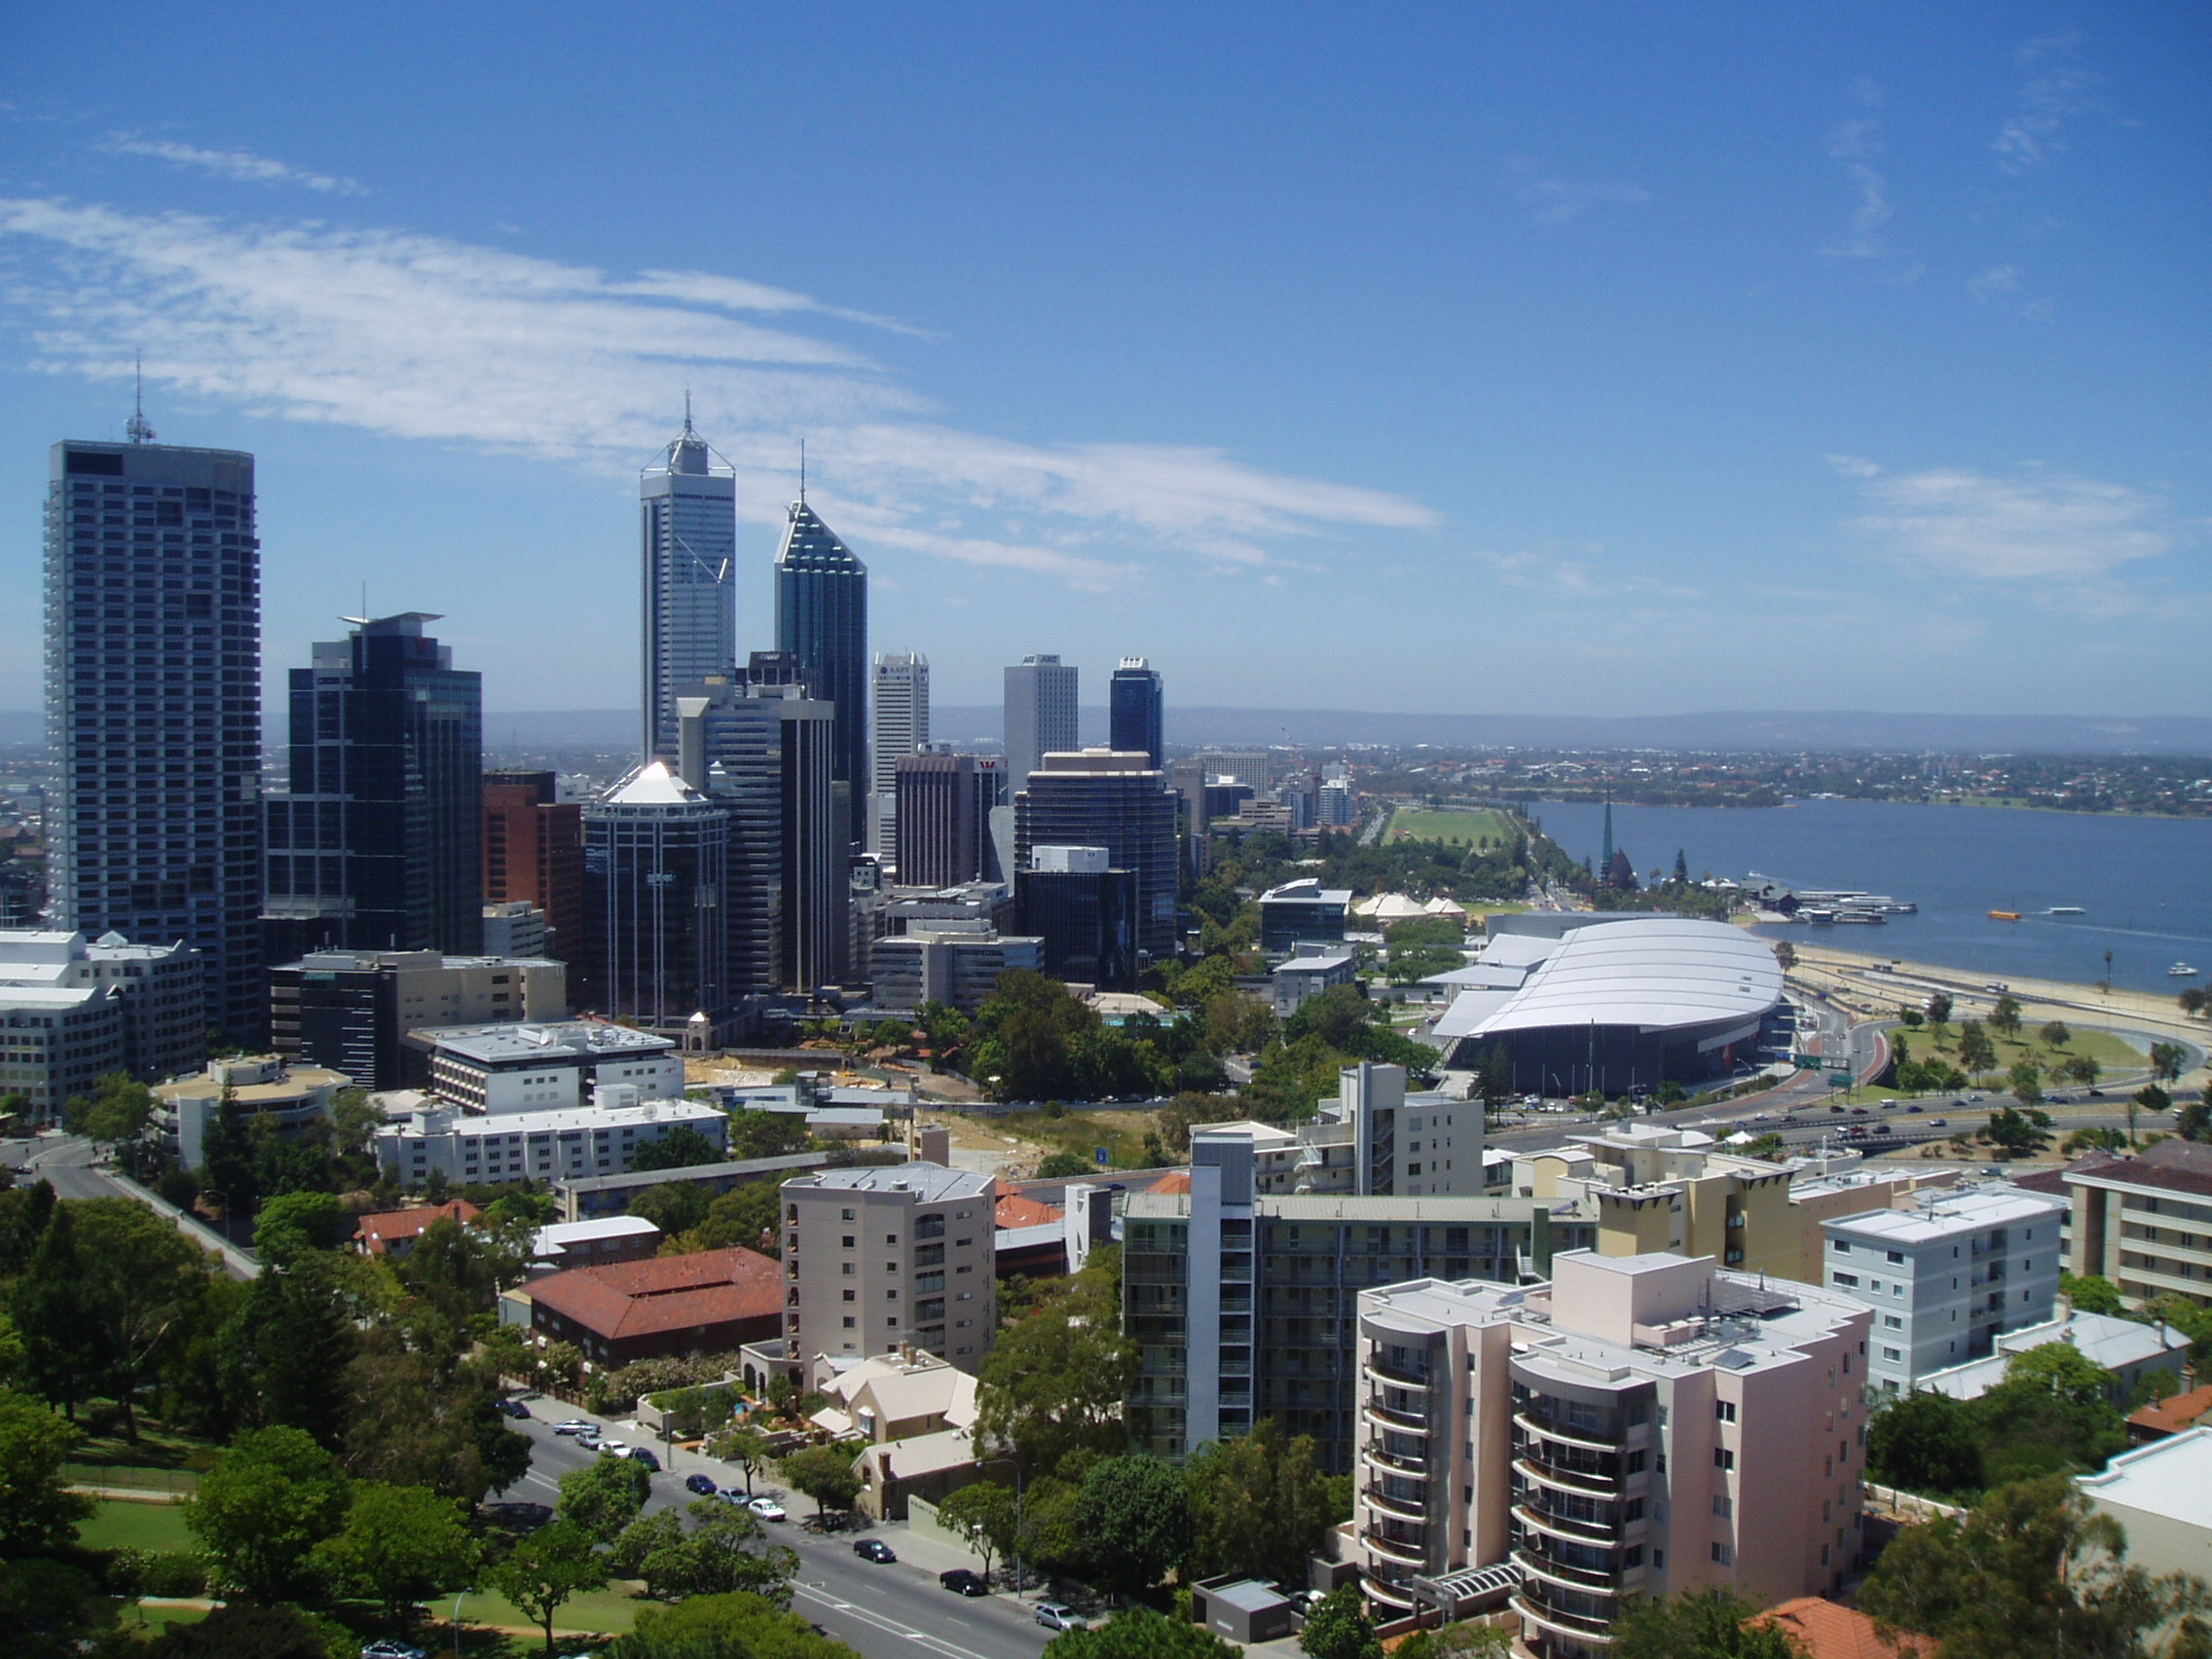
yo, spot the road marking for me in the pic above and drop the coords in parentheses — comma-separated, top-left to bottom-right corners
(792, 1582, 994, 1659)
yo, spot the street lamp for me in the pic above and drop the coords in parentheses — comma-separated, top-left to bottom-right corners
(453, 1586, 469, 1657)
(977, 1456, 1026, 1597)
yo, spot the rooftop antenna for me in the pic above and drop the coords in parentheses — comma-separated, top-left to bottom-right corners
(126, 351, 156, 445)
(683, 387, 694, 435)
(798, 437, 807, 505)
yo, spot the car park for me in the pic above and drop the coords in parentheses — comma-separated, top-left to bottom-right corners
(940, 1568, 989, 1596)
(854, 1538, 898, 1563)
(1035, 1604, 1086, 1631)
(686, 1474, 719, 1496)
(749, 1497, 787, 1522)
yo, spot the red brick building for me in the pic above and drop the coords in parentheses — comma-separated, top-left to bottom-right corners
(483, 770, 584, 963)
(530, 1246, 783, 1369)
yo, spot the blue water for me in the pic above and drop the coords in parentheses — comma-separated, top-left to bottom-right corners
(1527, 798, 2212, 995)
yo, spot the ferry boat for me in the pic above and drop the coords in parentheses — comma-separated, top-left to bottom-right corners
(1989, 910, 2022, 922)
(2172, 963, 2200, 978)
(2048, 905, 2085, 916)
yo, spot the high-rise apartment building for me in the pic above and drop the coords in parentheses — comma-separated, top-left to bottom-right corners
(264, 612, 483, 958)
(782, 1163, 1000, 1372)
(894, 753, 1006, 889)
(870, 652, 929, 863)
(1350, 1252, 1874, 1646)
(45, 436, 263, 1039)
(484, 770, 585, 960)
(641, 413, 737, 760)
(581, 760, 730, 1029)
(1014, 750, 1179, 964)
(1108, 657, 1164, 769)
(1003, 654, 1078, 789)
(775, 498, 868, 851)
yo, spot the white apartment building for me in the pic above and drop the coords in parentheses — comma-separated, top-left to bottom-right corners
(157, 1054, 350, 1171)
(782, 1163, 999, 1372)
(373, 1093, 727, 1189)
(1353, 1251, 1874, 1655)
(868, 922, 1043, 1015)
(409, 1019, 682, 1112)
(0, 929, 204, 1113)
(1821, 1185, 2066, 1395)
(1199, 1062, 1485, 1199)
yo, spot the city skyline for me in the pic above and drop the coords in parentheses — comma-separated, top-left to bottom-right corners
(2, 7, 2206, 721)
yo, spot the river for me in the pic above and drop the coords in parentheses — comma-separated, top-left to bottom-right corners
(1525, 798, 2212, 995)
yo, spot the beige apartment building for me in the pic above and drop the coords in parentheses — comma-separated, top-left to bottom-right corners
(1353, 1250, 1873, 1657)
(783, 1163, 999, 1372)
(2059, 1139, 2212, 1306)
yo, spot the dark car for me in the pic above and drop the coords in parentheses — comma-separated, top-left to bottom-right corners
(854, 1538, 897, 1563)
(685, 1473, 718, 1496)
(940, 1568, 989, 1597)
(499, 1399, 531, 1419)
(630, 1448, 661, 1473)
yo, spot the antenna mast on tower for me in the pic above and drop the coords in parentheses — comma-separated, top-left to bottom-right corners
(126, 352, 156, 445)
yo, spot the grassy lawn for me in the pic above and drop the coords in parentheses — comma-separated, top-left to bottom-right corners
(79, 1498, 195, 1553)
(1892, 1022, 2142, 1092)
(461, 1580, 646, 1637)
(1386, 807, 1517, 847)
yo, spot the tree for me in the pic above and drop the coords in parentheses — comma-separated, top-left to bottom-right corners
(627, 1496, 799, 1604)
(1036, 1151, 1098, 1180)
(226, 1251, 360, 1447)
(0, 1387, 92, 1556)
(1300, 1585, 1382, 1659)
(2008, 1059, 2045, 1108)
(1185, 1419, 1336, 1589)
(251, 1191, 348, 1269)
(616, 1591, 870, 1659)
(1957, 1020, 1997, 1078)
(559, 1453, 654, 1543)
(72, 1197, 222, 1440)
(2152, 1042, 2190, 1085)
(975, 1250, 1137, 1478)
(2042, 1019, 2072, 1050)
(684, 1180, 785, 1256)
(1862, 1474, 2211, 1659)
(1076, 1455, 1191, 1598)
(2185, 1091, 2212, 1144)
(2064, 1272, 2126, 1316)
(634, 1124, 725, 1172)
(1866, 1390, 1984, 1500)
(1972, 1347, 2129, 1487)
(780, 1445, 862, 1517)
(630, 1181, 715, 1238)
(186, 1424, 350, 1603)
(1984, 1107, 2044, 1159)
(1990, 993, 2024, 1040)
(939, 1480, 1020, 1580)
(12, 1202, 98, 1419)
(313, 1481, 477, 1627)
(488, 1519, 609, 1659)
(1043, 1608, 1240, 1659)
(1611, 1589, 1806, 1659)
(144, 1602, 340, 1658)
(63, 1072, 154, 1153)
(1925, 991, 1953, 1028)
(1772, 940, 1795, 972)
(709, 1423, 771, 1495)
(341, 1329, 530, 1501)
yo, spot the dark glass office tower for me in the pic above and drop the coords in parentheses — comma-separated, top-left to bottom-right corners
(1014, 752, 1179, 964)
(44, 435, 264, 1040)
(263, 612, 483, 955)
(581, 761, 729, 1027)
(774, 498, 867, 852)
(1109, 657, 1164, 769)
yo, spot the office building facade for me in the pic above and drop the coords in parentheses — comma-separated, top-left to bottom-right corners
(1018, 845, 1138, 991)
(264, 612, 483, 958)
(44, 437, 263, 1039)
(1014, 750, 1179, 964)
(1108, 657, 1164, 769)
(1003, 654, 1078, 789)
(268, 948, 567, 1090)
(775, 499, 868, 851)
(376, 1096, 727, 1190)
(581, 761, 730, 1029)
(870, 652, 929, 863)
(869, 922, 1044, 1014)
(484, 770, 584, 960)
(641, 413, 737, 760)
(894, 753, 1005, 889)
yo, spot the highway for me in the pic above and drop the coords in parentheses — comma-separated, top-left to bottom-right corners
(500, 1406, 1055, 1659)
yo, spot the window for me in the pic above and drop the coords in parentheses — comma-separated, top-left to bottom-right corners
(885, 1234, 899, 1245)
(1711, 1542, 1734, 1566)
(1622, 1545, 1644, 1568)
(841, 1235, 856, 1249)
(1624, 1497, 1644, 1522)
(841, 1263, 855, 1276)
(1714, 1400, 1737, 1422)
(842, 1289, 855, 1302)
(1713, 1494, 1732, 1518)
(1887, 1249, 1905, 1265)
(1883, 1346, 1902, 1362)
(1884, 1314, 1903, 1330)
(1713, 1448, 1735, 1471)
(1834, 1272, 1859, 1288)
(842, 1208, 856, 1221)
(885, 1289, 898, 1301)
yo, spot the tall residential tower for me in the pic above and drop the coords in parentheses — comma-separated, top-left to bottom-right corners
(641, 413, 737, 760)
(775, 498, 868, 852)
(44, 434, 264, 1039)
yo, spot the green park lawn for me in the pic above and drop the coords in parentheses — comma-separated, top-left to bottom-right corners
(1386, 807, 1518, 848)
(461, 1580, 645, 1638)
(1890, 1022, 2143, 1092)
(78, 1498, 195, 1553)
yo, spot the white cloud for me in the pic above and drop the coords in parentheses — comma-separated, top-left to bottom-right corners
(102, 135, 365, 195)
(1825, 454, 1881, 479)
(0, 197, 1437, 587)
(1501, 160, 1653, 225)
(1822, 118, 1894, 261)
(1846, 463, 2173, 583)
(1967, 265, 2020, 302)
(1994, 32, 2107, 173)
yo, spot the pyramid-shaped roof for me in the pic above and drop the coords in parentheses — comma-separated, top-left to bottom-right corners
(775, 499, 866, 574)
(604, 759, 707, 806)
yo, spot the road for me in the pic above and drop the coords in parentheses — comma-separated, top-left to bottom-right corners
(501, 1405, 1054, 1659)
(11, 1133, 260, 1277)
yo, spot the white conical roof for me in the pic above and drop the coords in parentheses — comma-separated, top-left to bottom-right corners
(605, 759, 707, 806)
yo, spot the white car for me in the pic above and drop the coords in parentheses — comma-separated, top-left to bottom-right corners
(1035, 1604, 1087, 1632)
(598, 1440, 631, 1457)
(748, 1496, 788, 1522)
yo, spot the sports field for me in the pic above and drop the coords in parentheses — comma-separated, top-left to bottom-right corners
(1386, 806, 1517, 847)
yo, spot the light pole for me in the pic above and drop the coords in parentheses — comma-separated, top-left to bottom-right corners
(977, 1456, 1026, 1597)
(452, 1586, 468, 1657)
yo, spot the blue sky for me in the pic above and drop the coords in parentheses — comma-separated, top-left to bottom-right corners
(2, 4, 2204, 719)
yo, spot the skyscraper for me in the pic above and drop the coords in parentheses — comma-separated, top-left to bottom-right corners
(1014, 751, 1179, 964)
(895, 752, 1006, 888)
(263, 613, 484, 957)
(870, 651, 929, 863)
(581, 761, 729, 1029)
(483, 770, 585, 959)
(44, 434, 264, 1039)
(641, 412, 737, 761)
(1109, 657, 1164, 769)
(775, 498, 868, 852)
(1003, 654, 1078, 788)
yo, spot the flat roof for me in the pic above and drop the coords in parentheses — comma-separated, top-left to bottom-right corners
(413, 1020, 676, 1064)
(534, 1216, 662, 1250)
(789, 1162, 995, 1202)
(2080, 1428, 2212, 1530)
(1272, 950, 1356, 975)
(556, 1152, 832, 1195)
(377, 1099, 724, 1138)
(1824, 1187, 2064, 1244)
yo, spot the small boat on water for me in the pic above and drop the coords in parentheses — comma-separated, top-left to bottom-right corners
(2172, 963, 2200, 978)
(1989, 910, 2022, 922)
(2048, 905, 2085, 916)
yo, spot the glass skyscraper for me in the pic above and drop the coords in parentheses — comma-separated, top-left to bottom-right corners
(774, 498, 868, 851)
(1014, 752, 1180, 964)
(1109, 656, 1164, 769)
(581, 761, 729, 1028)
(641, 413, 736, 760)
(263, 612, 483, 956)
(44, 436, 264, 1041)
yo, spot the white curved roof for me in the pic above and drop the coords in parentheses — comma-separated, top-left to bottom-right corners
(1456, 917, 1782, 1038)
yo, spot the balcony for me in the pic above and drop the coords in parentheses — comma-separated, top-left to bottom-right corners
(1364, 1484, 1427, 1522)
(1365, 1401, 1430, 1432)
(1511, 1592, 1617, 1646)
(1362, 1443, 1429, 1476)
(1365, 1354, 1431, 1388)
(1360, 1528, 1429, 1568)
(1514, 1549, 1624, 1597)
(1513, 1409, 1620, 1454)
(1513, 1500, 1616, 1547)
(1514, 1456, 1620, 1498)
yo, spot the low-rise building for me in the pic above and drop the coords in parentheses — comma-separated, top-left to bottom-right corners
(1822, 1185, 2067, 1395)
(868, 922, 1043, 1015)
(1915, 1307, 2191, 1404)
(1352, 1250, 1875, 1647)
(782, 1163, 999, 1372)
(1258, 878, 1350, 952)
(2078, 1427, 2212, 1585)
(405, 1018, 682, 1112)
(531, 1214, 663, 1271)
(270, 949, 569, 1090)
(0, 928, 204, 1113)
(373, 1094, 727, 1190)
(155, 1054, 351, 1172)
(481, 901, 550, 960)
(1270, 946, 1360, 1016)
(529, 1245, 784, 1370)
(354, 1199, 484, 1258)
(2060, 1140, 2212, 1307)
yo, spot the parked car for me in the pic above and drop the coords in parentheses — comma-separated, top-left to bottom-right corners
(576, 1431, 604, 1451)
(361, 1643, 429, 1659)
(629, 1448, 660, 1472)
(854, 1538, 898, 1563)
(499, 1399, 531, 1419)
(598, 1441, 631, 1457)
(1035, 1604, 1087, 1631)
(940, 1568, 989, 1597)
(554, 1419, 591, 1436)
(686, 1473, 719, 1496)
(749, 1497, 787, 1522)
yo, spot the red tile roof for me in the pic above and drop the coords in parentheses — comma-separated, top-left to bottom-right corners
(1149, 1170, 1193, 1196)
(2130, 1382, 2212, 1439)
(2066, 1142, 2212, 1198)
(1753, 1599, 1928, 1659)
(529, 1246, 783, 1342)
(354, 1199, 482, 1254)
(996, 1192, 1063, 1229)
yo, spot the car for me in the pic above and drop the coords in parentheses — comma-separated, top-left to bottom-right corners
(1906, 1104, 1923, 1114)
(686, 1473, 719, 1496)
(1851, 1107, 1869, 1117)
(500, 1399, 532, 1419)
(854, 1538, 898, 1563)
(1880, 1099, 1898, 1109)
(748, 1497, 787, 1522)
(361, 1643, 430, 1659)
(629, 1448, 660, 1472)
(2089, 1088, 2106, 1098)
(553, 1419, 591, 1436)
(597, 1440, 631, 1457)
(1967, 1093, 1986, 1103)
(1931, 1119, 1949, 1127)
(1035, 1604, 1087, 1632)
(575, 1432, 604, 1451)
(940, 1568, 989, 1597)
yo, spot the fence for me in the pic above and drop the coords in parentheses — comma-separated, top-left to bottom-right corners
(64, 1461, 198, 1497)
(1864, 1482, 1968, 1522)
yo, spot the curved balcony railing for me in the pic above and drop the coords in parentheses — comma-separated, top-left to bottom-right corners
(1363, 1484, 1427, 1522)
(1364, 1355, 1432, 1389)
(1513, 1456, 1620, 1498)
(1364, 1574, 1418, 1613)
(1361, 1444, 1429, 1476)
(1510, 1592, 1618, 1645)
(1512, 1500, 1617, 1547)
(1514, 1548, 1624, 1597)
(1360, 1528, 1429, 1567)
(1512, 1410, 1621, 1455)
(1364, 1401, 1430, 1432)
